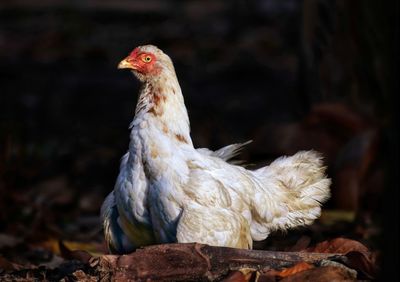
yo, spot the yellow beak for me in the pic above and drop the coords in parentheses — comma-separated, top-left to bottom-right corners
(118, 58, 134, 69)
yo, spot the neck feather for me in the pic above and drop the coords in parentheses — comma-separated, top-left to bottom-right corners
(132, 71, 192, 145)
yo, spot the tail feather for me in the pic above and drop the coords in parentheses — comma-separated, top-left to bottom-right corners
(197, 140, 252, 162)
(213, 140, 252, 161)
(250, 150, 331, 241)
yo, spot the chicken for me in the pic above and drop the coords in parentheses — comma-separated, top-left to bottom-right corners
(101, 45, 331, 254)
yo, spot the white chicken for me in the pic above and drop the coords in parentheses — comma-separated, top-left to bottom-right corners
(101, 45, 331, 254)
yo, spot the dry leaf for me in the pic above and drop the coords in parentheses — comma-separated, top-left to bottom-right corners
(306, 238, 376, 279)
(0, 256, 24, 271)
(345, 251, 377, 279)
(276, 262, 314, 278)
(58, 240, 92, 263)
(72, 270, 97, 282)
(33, 238, 104, 256)
(306, 237, 369, 254)
(222, 269, 256, 282)
(279, 266, 357, 282)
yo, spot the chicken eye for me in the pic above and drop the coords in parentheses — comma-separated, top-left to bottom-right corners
(143, 56, 152, 63)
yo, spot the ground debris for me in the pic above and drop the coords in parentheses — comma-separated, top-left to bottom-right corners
(1, 242, 376, 281)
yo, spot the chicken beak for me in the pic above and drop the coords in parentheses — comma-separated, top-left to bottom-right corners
(118, 58, 135, 69)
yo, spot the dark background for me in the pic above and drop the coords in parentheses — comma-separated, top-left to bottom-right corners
(0, 0, 398, 278)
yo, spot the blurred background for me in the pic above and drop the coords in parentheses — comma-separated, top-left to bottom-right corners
(0, 0, 397, 277)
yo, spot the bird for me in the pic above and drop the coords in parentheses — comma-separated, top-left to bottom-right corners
(101, 45, 331, 254)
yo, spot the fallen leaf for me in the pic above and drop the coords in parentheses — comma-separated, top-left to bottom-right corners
(0, 256, 24, 271)
(256, 273, 277, 282)
(38, 254, 64, 270)
(31, 239, 60, 255)
(279, 266, 357, 281)
(33, 238, 104, 256)
(345, 251, 377, 279)
(319, 259, 357, 277)
(306, 238, 376, 279)
(306, 237, 369, 254)
(275, 262, 314, 278)
(222, 269, 256, 282)
(72, 269, 97, 282)
(261, 262, 314, 281)
(58, 240, 92, 263)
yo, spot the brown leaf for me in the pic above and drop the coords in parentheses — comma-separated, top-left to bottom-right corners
(34, 238, 104, 257)
(261, 262, 314, 281)
(262, 261, 314, 281)
(306, 238, 376, 279)
(37, 255, 64, 270)
(306, 237, 369, 254)
(276, 262, 314, 277)
(58, 240, 92, 263)
(345, 251, 377, 279)
(279, 266, 357, 282)
(72, 270, 97, 282)
(222, 269, 256, 282)
(256, 273, 277, 282)
(0, 256, 24, 271)
(319, 260, 357, 277)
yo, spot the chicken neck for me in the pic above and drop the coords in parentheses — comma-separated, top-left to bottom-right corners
(131, 70, 193, 147)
